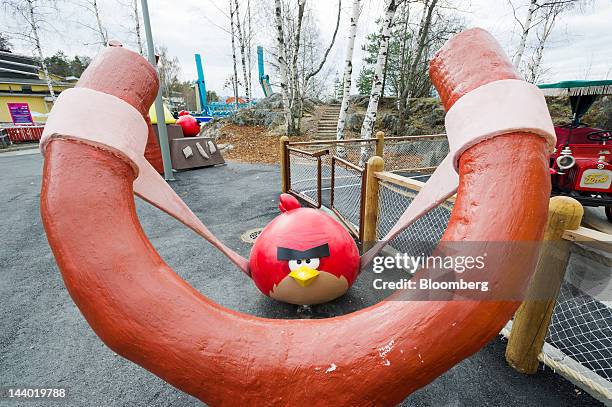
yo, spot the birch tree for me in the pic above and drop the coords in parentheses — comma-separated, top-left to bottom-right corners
(90, 0, 107, 45)
(75, 0, 108, 46)
(336, 0, 361, 145)
(229, 0, 240, 109)
(132, 0, 144, 55)
(511, 0, 538, 68)
(289, 0, 305, 133)
(274, 0, 292, 133)
(271, 0, 341, 135)
(397, 0, 439, 135)
(359, 0, 399, 163)
(246, 0, 253, 103)
(234, 0, 250, 103)
(3, 0, 58, 101)
(526, 1, 577, 82)
(510, 0, 587, 72)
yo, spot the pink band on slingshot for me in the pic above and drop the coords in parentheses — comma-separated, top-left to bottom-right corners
(445, 79, 556, 168)
(361, 79, 555, 268)
(41, 88, 249, 273)
(41, 88, 148, 174)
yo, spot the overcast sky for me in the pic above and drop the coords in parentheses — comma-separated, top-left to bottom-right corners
(2, 0, 611, 99)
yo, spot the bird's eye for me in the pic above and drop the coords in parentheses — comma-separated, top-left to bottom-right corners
(288, 259, 300, 271)
(297, 259, 302, 264)
(307, 258, 320, 269)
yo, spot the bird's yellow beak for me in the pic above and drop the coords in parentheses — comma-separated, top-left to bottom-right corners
(289, 266, 320, 287)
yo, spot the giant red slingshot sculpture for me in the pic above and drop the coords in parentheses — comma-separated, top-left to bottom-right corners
(40, 29, 554, 405)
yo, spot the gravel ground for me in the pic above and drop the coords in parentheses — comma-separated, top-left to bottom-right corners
(0, 152, 603, 406)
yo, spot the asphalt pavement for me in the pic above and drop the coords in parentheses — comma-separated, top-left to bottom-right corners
(0, 151, 603, 406)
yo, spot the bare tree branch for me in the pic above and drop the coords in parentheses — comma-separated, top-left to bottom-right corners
(304, 0, 341, 82)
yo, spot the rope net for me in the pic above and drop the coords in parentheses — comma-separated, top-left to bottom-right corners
(288, 151, 319, 206)
(331, 161, 363, 234)
(546, 280, 612, 385)
(383, 137, 449, 174)
(376, 180, 452, 254)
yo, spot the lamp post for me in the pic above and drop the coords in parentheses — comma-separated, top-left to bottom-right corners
(141, 0, 174, 181)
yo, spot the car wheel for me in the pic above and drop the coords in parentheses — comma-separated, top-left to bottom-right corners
(606, 206, 612, 223)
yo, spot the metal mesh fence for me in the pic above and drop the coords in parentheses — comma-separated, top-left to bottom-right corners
(288, 151, 320, 206)
(331, 160, 364, 236)
(376, 180, 453, 255)
(546, 280, 612, 384)
(286, 140, 377, 208)
(286, 136, 448, 208)
(383, 136, 449, 174)
(289, 141, 377, 167)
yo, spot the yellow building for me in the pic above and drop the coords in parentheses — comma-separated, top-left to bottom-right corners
(0, 51, 75, 124)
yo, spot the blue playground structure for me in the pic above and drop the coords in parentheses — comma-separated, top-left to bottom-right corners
(193, 53, 248, 123)
(257, 46, 273, 97)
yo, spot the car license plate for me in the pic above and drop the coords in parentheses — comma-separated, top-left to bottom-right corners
(580, 169, 612, 189)
(584, 174, 608, 184)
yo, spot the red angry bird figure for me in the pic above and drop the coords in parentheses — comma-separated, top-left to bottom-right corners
(249, 194, 360, 305)
(176, 114, 200, 137)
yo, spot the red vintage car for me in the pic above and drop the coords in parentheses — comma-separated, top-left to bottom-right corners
(540, 80, 612, 223)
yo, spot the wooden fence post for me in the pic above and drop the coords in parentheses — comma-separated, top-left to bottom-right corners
(280, 136, 289, 193)
(505, 196, 584, 374)
(362, 156, 384, 244)
(375, 131, 385, 158)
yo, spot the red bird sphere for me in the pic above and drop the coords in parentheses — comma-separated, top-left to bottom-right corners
(249, 194, 360, 305)
(176, 114, 200, 137)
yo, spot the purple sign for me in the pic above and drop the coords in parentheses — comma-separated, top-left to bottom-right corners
(7, 102, 33, 125)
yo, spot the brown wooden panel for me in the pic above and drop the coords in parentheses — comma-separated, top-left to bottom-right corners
(170, 136, 225, 170)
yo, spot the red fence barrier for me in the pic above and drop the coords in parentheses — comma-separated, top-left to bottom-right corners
(1, 125, 45, 143)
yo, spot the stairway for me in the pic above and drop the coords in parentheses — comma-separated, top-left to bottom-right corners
(316, 104, 341, 140)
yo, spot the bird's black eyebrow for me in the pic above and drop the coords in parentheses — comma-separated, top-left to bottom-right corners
(277, 244, 330, 261)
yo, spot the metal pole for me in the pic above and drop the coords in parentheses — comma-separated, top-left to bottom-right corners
(140, 0, 174, 181)
(194, 54, 208, 113)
